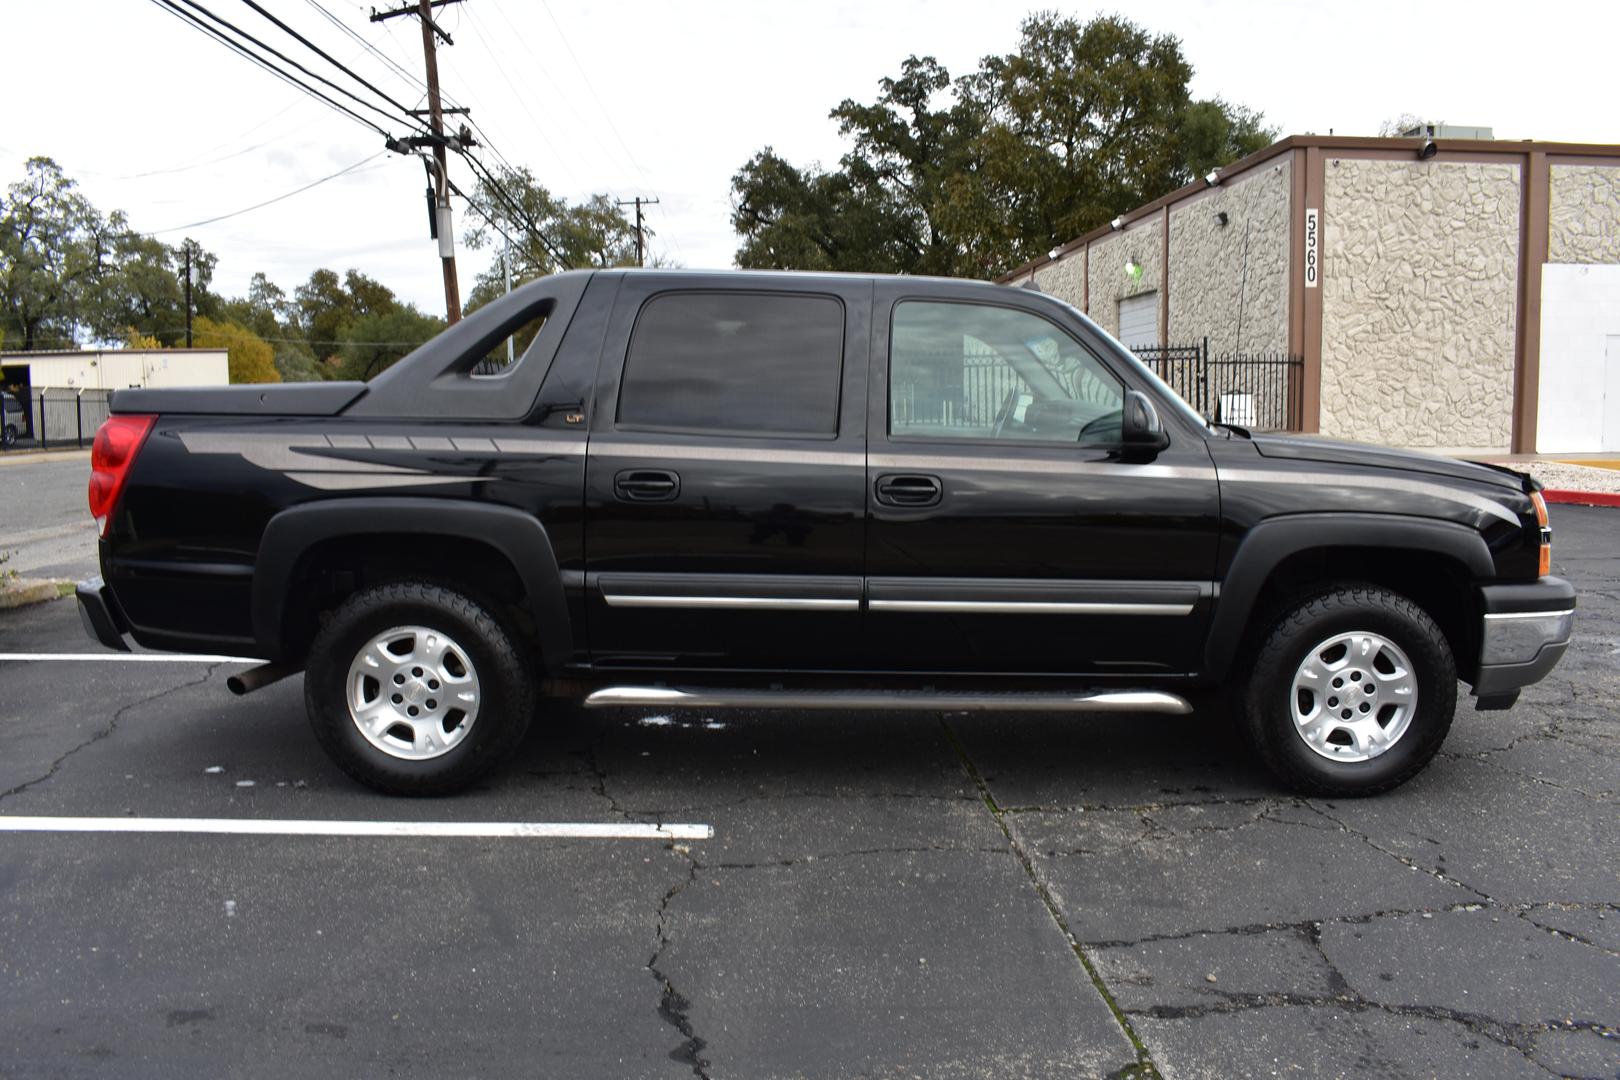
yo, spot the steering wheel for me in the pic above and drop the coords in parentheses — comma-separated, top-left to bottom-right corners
(990, 387, 1020, 439)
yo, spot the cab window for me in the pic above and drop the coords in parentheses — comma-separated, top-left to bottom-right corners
(889, 301, 1124, 444)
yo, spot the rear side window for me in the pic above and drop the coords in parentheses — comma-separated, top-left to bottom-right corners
(618, 291, 844, 437)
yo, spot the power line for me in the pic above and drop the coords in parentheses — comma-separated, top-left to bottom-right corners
(531, 0, 654, 190)
(455, 154, 571, 270)
(151, 152, 386, 234)
(148, 0, 396, 137)
(168, 0, 416, 130)
(304, 0, 427, 96)
(236, 0, 421, 121)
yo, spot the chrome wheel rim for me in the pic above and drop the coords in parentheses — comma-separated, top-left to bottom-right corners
(346, 625, 480, 761)
(1290, 631, 1418, 763)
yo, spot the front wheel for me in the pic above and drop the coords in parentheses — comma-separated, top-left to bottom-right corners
(304, 582, 534, 795)
(1242, 585, 1456, 796)
(1, 424, 16, 448)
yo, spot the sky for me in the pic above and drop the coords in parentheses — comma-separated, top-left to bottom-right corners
(7, 0, 1619, 317)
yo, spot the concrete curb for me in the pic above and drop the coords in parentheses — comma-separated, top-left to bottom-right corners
(0, 448, 92, 466)
(0, 578, 73, 610)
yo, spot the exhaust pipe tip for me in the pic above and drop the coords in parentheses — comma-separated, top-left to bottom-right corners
(227, 662, 299, 696)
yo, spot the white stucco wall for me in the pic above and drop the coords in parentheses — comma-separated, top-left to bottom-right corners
(1086, 216, 1163, 341)
(1319, 159, 1521, 451)
(1167, 159, 1292, 356)
(1549, 164, 1620, 265)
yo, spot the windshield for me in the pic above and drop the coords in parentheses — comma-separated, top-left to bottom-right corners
(1043, 296, 1214, 433)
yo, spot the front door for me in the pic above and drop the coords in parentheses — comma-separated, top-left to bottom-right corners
(864, 287, 1221, 677)
(584, 276, 869, 670)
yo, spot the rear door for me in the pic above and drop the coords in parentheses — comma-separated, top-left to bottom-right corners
(864, 285, 1220, 676)
(584, 275, 869, 670)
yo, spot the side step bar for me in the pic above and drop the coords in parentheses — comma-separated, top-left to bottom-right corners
(583, 686, 1193, 715)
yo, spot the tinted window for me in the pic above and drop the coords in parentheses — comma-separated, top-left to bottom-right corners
(890, 301, 1124, 445)
(619, 292, 844, 437)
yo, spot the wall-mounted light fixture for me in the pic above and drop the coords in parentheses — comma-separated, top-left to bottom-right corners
(1417, 138, 1438, 161)
(1048, 245, 1063, 260)
(1204, 169, 1221, 186)
(1110, 215, 1125, 230)
(1124, 258, 1144, 283)
(1215, 211, 1230, 227)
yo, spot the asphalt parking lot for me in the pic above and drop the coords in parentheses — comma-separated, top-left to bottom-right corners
(0, 475, 1615, 1077)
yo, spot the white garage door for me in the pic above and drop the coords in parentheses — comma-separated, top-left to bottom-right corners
(1118, 291, 1159, 350)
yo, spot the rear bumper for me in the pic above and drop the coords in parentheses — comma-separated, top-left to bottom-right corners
(1472, 577, 1575, 696)
(76, 576, 131, 652)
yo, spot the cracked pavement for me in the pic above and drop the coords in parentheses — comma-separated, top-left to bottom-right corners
(0, 505, 1615, 1078)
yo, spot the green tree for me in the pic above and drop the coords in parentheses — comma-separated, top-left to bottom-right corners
(193, 314, 280, 384)
(87, 230, 220, 346)
(335, 306, 444, 381)
(461, 167, 639, 301)
(0, 156, 114, 350)
(732, 13, 1277, 278)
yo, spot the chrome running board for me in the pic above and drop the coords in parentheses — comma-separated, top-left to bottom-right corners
(583, 686, 1192, 715)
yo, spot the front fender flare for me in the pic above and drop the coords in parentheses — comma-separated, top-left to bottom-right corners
(253, 498, 572, 672)
(1206, 512, 1494, 679)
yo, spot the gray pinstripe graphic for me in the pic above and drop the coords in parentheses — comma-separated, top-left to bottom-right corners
(178, 432, 583, 491)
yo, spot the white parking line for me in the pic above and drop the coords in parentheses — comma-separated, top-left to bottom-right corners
(0, 653, 260, 663)
(0, 816, 713, 840)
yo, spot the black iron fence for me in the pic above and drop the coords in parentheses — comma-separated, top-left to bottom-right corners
(1132, 339, 1303, 431)
(0, 388, 114, 450)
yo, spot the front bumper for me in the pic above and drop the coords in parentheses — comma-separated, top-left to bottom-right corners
(1473, 577, 1575, 696)
(76, 576, 130, 652)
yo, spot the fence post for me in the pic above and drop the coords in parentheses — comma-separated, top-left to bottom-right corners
(38, 389, 46, 450)
(1200, 337, 1210, 416)
(76, 391, 84, 449)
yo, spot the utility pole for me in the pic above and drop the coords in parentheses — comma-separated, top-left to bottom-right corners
(372, 0, 464, 323)
(182, 244, 193, 348)
(503, 237, 513, 366)
(617, 196, 659, 267)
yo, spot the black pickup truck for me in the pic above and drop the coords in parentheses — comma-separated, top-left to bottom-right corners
(77, 269, 1575, 796)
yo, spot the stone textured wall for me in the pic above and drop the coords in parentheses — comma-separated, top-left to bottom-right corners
(1168, 159, 1292, 355)
(1320, 159, 1521, 450)
(1030, 251, 1085, 309)
(1085, 216, 1163, 339)
(1549, 164, 1620, 264)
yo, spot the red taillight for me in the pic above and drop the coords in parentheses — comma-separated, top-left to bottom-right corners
(88, 414, 156, 536)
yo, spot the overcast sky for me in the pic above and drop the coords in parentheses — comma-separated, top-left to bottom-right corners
(7, 1, 1618, 315)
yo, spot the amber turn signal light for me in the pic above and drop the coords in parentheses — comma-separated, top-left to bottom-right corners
(1530, 491, 1551, 577)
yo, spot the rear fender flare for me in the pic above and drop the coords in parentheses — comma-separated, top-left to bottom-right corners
(254, 498, 571, 671)
(1206, 513, 1494, 678)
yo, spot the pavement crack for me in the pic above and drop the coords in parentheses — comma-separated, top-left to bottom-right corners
(576, 739, 632, 822)
(1302, 800, 1494, 902)
(0, 662, 222, 805)
(710, 844, 1009, 870)
(942, 717, 1162, 1080)
(647, 842, 711, 1080)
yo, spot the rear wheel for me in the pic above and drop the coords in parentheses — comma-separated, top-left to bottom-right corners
(305, 582, 533, 795)
(1243, 585, 1455, 796)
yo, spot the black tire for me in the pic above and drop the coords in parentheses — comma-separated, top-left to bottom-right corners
(304, 582, 534, 796)
(1, 424, 16, 449)
(1242, 584, 1456, 797)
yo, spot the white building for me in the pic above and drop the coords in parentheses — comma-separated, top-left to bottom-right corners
(1, 348, 229, 391)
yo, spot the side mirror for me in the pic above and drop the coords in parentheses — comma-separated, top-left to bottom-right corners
(1122, 390, 1169, 451)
